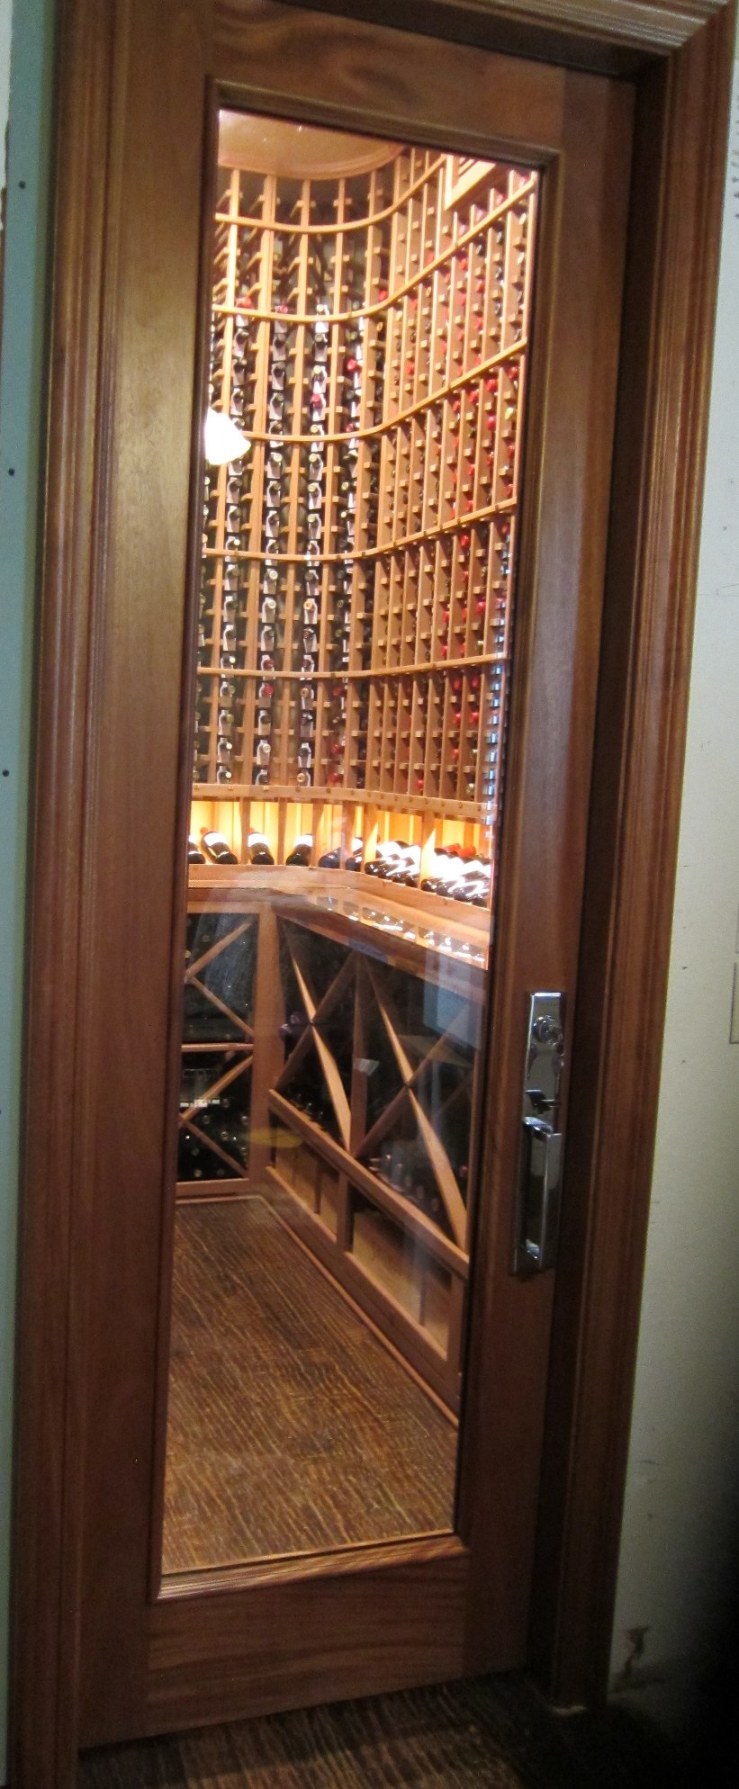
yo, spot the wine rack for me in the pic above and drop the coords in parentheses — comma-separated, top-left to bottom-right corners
(193, 132, 538, 901)
(267, 894, 486, 1411)
(177, 911, 257, 1188)
(179, 879, 485, 1409)
(179, 121, 539, 1407)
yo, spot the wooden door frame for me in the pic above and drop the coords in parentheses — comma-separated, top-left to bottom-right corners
(9, 0, 735, 1784)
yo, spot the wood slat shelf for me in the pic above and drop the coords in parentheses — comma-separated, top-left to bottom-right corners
(214, 152, 447, 239)
(206, 330, 526, 450)
(211, 169, 537, 328)
(185, 869, 491, 967)
(192, 785, 491, 821)
(203, 498, 517, 561)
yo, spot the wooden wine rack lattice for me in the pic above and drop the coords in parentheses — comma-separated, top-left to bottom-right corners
(178, 912, 257, 1186)
(194, 139, 538, 878)
(178, 885, 484, 1408)
(266, 909, 484, 1410)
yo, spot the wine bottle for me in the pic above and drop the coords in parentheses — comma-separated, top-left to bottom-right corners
(177, 1130, 203, 1182)
(247, 831, 274, 866)
(279, 1009, 308, 1050)
(188, 837, 206, 864)
(200, 829, 237, 864)
(286, 835, 312, 867)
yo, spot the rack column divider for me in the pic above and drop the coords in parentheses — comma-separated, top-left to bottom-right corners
(248, 900, 283, 1186)
(276, 799, 288, 866)
(206, 171, 241, 784)
(314, 177, 346, 810)
(241, 173, 276, 808)
(371, 155, 401, 799)
(275, 181, 310, 798)
(346, 167, 377, 810)
(478, 202, 503, 810)
(349, 957, 370, 1164)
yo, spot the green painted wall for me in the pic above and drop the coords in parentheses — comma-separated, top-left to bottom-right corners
(0, 0, 56, 1778)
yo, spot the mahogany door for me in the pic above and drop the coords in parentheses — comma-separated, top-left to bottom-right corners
(73, 0, 632, 1747)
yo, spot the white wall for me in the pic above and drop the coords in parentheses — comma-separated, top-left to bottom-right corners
(610, 41, 739, 1735)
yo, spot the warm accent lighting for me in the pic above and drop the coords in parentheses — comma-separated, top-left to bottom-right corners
(204, 407, 250, 466)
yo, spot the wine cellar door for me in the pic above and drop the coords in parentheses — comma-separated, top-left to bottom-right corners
(75, 7, 633, 1749)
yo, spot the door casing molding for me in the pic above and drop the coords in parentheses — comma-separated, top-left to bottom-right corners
(9, 0, 736, 1783)
(280, 0, 727, 69)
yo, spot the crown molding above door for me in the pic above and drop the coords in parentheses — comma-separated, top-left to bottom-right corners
(274, 0, 730, 71)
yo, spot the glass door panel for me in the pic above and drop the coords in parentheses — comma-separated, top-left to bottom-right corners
(163, 110, 539, 1574)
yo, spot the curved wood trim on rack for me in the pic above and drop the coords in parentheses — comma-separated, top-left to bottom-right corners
(9, 0, 736, 1784)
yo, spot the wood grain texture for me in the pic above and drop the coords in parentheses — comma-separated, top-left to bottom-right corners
(68, 0, 213, 1753)
(13, 0, 735, 1781)
(145, 1546, 468, 1737)
(529, 0, 738, 1709)
(148, 74, 220, 1600)
(162, 1530, 466, 1597)
(214, 1, 567, 160)
(80, 1681, 526, 1787)
(8, 4, 117, 1786)
(271, 0, 730, 75)
(162, 1198, 456, 1570)
(456, 66, 634, 1675)
(79, 17, 629, 1742)
(76, 1671, 680, 1788)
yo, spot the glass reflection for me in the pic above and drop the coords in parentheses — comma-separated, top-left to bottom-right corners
(162, 112, 538, 1572)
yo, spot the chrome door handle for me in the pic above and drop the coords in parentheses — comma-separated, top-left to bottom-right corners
(512, 992, 566, 1275)
(518, 1118, 563, 1271)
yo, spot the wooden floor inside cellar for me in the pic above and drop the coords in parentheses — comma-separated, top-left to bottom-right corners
(163, 1196, 457, 1573)
(79, 1673, 682, 1789)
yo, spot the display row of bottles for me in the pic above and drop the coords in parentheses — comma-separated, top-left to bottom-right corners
(191, 826, 492, 906)
(193, 143, 536, 868)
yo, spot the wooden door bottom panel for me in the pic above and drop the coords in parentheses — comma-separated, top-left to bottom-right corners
(138, 1545, 470, 1742)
